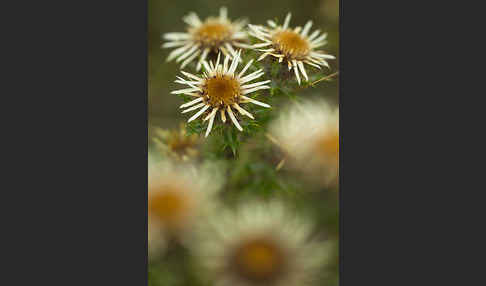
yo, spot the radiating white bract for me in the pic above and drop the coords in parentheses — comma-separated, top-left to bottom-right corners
(148, 159, 222, 258)
(172, 50, 271, 137)
(193, 201, 329, 286)
(270, 99, 339, 185)
(248, 13, 335, 85)
(163, 7, 251, 71)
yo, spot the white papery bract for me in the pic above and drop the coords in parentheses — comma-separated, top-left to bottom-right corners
(172, 50, 271, 137)
(248, 13, 335, 85)
(163, 7, 251, 71)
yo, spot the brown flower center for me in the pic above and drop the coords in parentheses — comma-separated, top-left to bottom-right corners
(167, 135, 197, 155)
(314, 129, 339, 162)
(203, 75, 240, 108)
(149, 188, 190, 226)
(194, 21, 232, 47)
(232, 238, 285, 282)
(272, 30, 310, 59)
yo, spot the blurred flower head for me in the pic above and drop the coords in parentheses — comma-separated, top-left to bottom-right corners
(172, 50, 271, 137)
(162, 7, 251, 71)
(270, 99, 339, 185)
(248, 13, 335, 85)
(148, 159, 222, 257)
(152, 123, 200, 161)
(194, 201, 329, 286)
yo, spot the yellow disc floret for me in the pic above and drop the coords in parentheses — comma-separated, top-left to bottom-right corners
(149, 188, 191, 227)
(233, 238, 285, 282)
(193, 20, 233, 48)
(272, 30, 310, 59)
(314, 129, 339, 163)
(203, 75, 240, 108)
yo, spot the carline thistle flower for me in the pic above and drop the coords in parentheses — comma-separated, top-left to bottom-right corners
(172, 50, 271, 137)
(152, 123, 200, 162)
(148, 159, 221, 258)
(162, 7, 251, 71)
(248, 13, 335, 85)
(193, 201, 329, 286)
(270, 100, 339, 185)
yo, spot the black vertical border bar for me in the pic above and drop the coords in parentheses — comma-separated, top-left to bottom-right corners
(10, 0, 149, 283)
(339, 0, 343, 285)
(144, 0, 149, 281)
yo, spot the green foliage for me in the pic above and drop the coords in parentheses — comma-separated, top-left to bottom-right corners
(149, 244, 211, 286)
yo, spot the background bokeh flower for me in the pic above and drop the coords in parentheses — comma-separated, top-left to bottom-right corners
(148, 159, 222, 258)
(152, 123, 201, 161)
(193, 200, 330, 286)
(269, 99, 339, 186)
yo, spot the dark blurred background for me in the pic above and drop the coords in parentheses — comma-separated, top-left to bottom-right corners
(149, 0, 339, 137)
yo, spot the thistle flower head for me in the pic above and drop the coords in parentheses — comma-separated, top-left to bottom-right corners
(172, 50, 272, 137)
(152, 123, 200, 161)
(248, 13, 336, 85)
(270, 99, 339, 185)
(193, 201, 329, 286)
(148, 160, 221, 257)
(162, 7, 251, 71)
